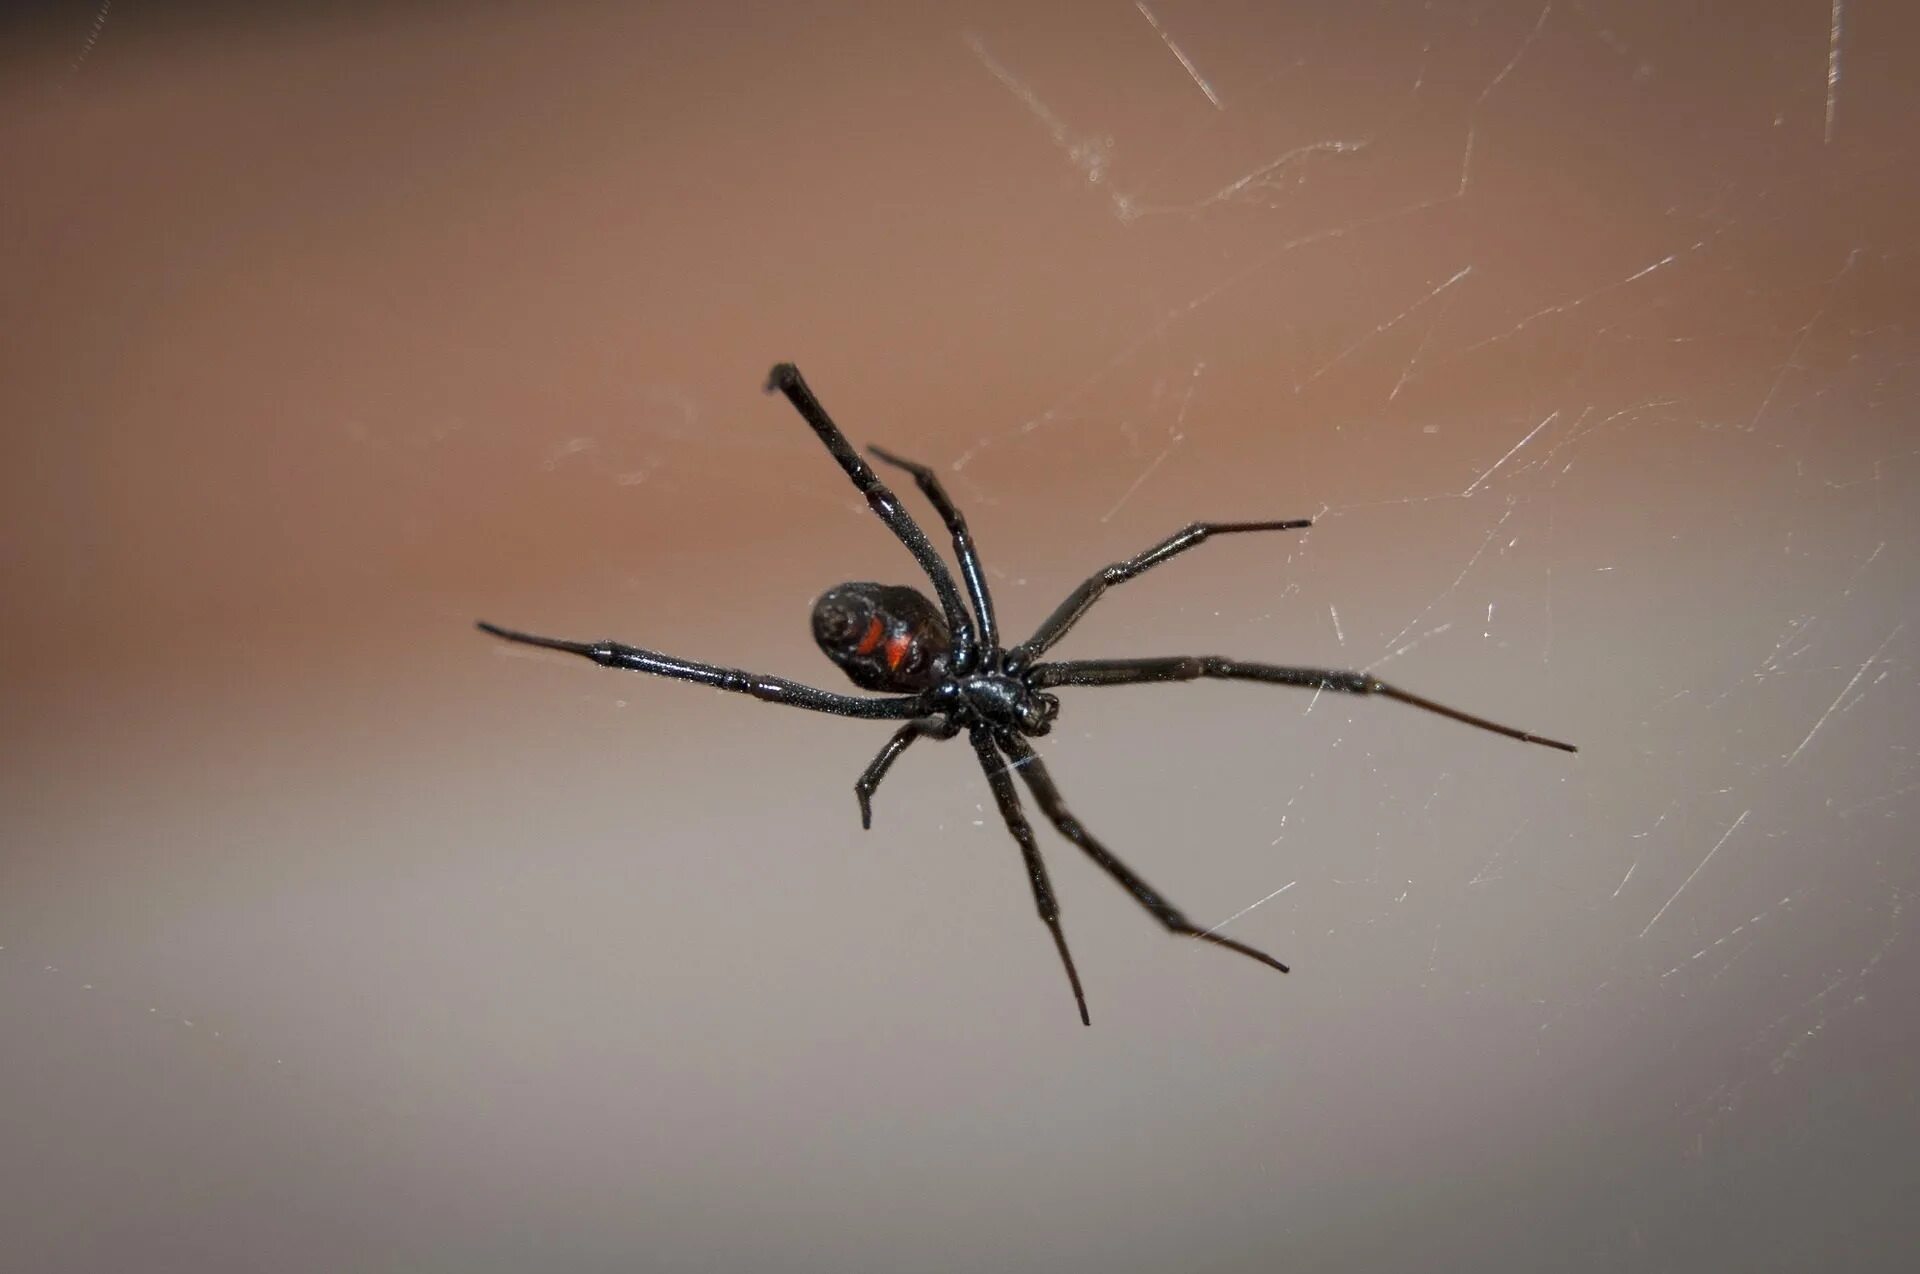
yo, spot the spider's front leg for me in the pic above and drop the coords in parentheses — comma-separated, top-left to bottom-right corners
(998, 734, 1291, 976)
(1012, 518, 1311, 664)
(971, 727, 1091, 1026)
(854, 716, 959, 829)
(1029, 657, 1577, 752)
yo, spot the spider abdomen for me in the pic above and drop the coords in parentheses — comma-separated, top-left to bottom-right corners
(812, 581, 950, 693)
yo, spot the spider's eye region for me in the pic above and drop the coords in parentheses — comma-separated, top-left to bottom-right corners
(1022, 691, 1061, 735)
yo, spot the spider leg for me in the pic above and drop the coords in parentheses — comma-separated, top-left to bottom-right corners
(764, 364, 978, 669)
(477, 622, 927, 719)
(998, 733, 1292, 976)
(854, 716, 960, 829)
(971, 727, 1091, 1026)
(1030, 657, 1578, 752)
(1012, 519, 1311, 664)
(868, 444, 998, 653)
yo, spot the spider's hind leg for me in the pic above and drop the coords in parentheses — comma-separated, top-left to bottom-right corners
(997, 733, 1291, 976)
(854, 717, 959, 830)
(763, 364, 979, 668)
(868, 445, 999, 654)
(474, 622, 928, 719)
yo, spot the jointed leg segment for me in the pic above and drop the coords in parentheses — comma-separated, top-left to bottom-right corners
(855, 717, 960, 829)
(869, 445, 999, 653)
(998, 734, 1291, 976)
(765, 363, 979, 667)
(1014, 518, 1312, 662)
(1030, 656, 1578, 752)
(475, 622, 927, 720)
(971, 728, 1090, 1026)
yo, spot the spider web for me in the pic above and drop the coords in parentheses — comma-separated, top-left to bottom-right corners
(2, 1, 1916, 1270)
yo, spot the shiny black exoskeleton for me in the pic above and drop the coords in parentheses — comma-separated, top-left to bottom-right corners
(811, 581, 1059, 735)
(811, 582, 948, 693)
(478, 363, 1578, 1025)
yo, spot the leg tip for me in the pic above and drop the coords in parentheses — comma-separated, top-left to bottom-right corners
(764, 363, 799, 394)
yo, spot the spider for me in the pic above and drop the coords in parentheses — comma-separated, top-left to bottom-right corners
(479, 363, 1577, 1025)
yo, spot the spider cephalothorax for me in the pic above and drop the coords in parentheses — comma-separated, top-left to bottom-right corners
(480, 363, 1577, 1025)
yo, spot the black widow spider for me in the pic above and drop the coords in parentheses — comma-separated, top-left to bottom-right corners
(479, 364, 1577, 1025)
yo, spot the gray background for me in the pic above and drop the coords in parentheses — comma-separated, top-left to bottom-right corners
(4, 1, 1916, 1269)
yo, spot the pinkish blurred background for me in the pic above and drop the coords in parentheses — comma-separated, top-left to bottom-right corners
(4, 1, 1916, 1269)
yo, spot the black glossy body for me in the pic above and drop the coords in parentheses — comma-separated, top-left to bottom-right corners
(811, 582, 949, 693)
(478, 363, 1577, 1025)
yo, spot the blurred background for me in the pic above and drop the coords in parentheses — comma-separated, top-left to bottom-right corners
(3, 1, 1916, 1269)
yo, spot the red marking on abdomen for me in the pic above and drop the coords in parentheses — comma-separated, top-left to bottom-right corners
(884, 632, 912, 671)
(854, 617, 885, 655)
